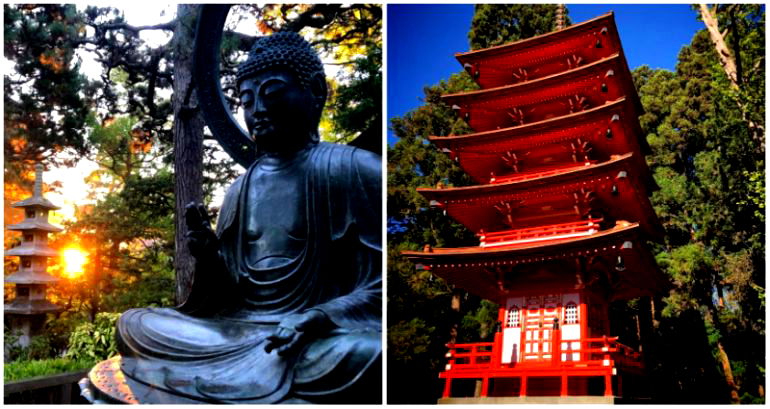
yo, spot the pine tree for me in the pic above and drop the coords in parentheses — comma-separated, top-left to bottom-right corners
(387, 5, 565, 402)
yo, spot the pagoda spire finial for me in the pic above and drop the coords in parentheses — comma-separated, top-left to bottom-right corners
(555, 4, 565, 31)
(33, 162, 44, 198)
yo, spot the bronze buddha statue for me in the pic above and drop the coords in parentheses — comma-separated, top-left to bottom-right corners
(87, 31, 381, 404)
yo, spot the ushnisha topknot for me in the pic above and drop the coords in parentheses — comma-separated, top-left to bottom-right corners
(236, 31, 325, 89)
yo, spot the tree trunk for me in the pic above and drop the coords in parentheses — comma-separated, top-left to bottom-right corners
(90, 245, 102, 322)
(699, 4, 740, 89)
(449, 288, 462, 345)
(717, 340, 741, 403)
(172, 4, 205, 305)
(699, 4, 764, 145)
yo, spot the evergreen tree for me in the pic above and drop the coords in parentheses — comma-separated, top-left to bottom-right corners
(388, 5, 764, 404)
(387, 5, 564, 403)
(5, 4, 382, 304)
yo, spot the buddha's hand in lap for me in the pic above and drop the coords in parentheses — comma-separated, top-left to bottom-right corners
(184, 202, 219, 257)
(265, 310, 333, 356)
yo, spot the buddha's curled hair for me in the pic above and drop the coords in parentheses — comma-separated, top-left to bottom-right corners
(236, 31, 325, 89)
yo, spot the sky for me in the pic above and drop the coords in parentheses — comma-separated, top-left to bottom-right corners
(387, 4, 707, 145)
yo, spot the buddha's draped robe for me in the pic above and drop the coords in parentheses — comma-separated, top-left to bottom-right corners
(116, 143, 381, 403)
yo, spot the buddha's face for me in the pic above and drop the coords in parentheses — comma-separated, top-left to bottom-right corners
(239, 68, 321, 153)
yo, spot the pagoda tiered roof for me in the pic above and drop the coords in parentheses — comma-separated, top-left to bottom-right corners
(6, 271, 60, 284)
(443, 54, 642, 133)
(11, 196, 60, 210)
(7, 219, 63, 232)
(430, 98, 653, 186)
(456, 13, 623, 89)
(5, 298, 62, 315)
(419, 153, 662, 238)
(5, 243, 59, 258)
(402, 222, 667, 302)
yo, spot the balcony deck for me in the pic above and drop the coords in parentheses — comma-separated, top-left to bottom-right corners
(440, 334, 642, 399)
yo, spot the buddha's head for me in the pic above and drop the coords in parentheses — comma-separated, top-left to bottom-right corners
(237, 31, 327, 153)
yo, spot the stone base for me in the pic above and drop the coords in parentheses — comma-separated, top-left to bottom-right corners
(79, 356, 315, 404)
(438, 396, 615, 404)
(80, 357, 203, 404)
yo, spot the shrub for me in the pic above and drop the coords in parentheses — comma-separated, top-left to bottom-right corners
(65, 312, 121, 362)
(3, 330, 55, 362)
(4, 357, 97, 382)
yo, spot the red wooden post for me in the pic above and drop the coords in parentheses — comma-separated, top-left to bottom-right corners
(492, 330, 503, 368)
(604, 372, 613, 396)
(561, 373, 568, 397)
(481, 377, 490, 397)
(580, 302, 588, 362)
(520, 376, 528, 397)
(552, 319, 561, 367)
(443, 378, 452, 398)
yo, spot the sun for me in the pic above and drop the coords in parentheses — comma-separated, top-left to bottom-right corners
(62, 247, 88, 278)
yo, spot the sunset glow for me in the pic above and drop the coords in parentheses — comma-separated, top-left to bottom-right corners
(62, 247, 87, 278)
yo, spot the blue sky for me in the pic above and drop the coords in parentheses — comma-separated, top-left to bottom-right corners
(387, 4, 706, 144)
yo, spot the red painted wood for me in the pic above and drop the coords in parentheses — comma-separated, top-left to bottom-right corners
(456, 13, 622, 89)
(430, 99, 652, 186)
(405, 12, 663, 400)
(442, 55, 639, 133)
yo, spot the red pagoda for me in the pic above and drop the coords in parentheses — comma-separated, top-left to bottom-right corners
(403, 13, 667, 403)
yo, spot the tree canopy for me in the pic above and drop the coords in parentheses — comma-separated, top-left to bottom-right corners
(4, 4, 381, 364)
(387, 4, 764, 404)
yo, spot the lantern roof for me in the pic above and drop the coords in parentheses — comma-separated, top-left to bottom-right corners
(456, 13, 623, 89)
(5, 271, 60, 284)
(11, 197, 60, 210)
(7, 219, 63, 233)
(5, 299, 62, 315)
(5, 243, 59, 258)
(442, 54, 642, 133)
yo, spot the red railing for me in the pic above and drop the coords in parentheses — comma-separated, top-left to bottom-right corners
(479, 218, 602, 248)
(444, 342, 494, 371)
(441, 333, 643, 399)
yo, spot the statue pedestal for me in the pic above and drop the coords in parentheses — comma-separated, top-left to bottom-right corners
(79, 357, 200, 404)
(80, 356, 316, 404)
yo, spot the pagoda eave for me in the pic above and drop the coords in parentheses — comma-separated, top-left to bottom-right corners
(456, 13, 614, 58)
(429, 98, 654, 186)
(430, 97, 650, 156)
(402, 223, 667, 302)
(442, 53, 643, 121)
(419, 152, 634, 196)
(417, 153, 662, 239)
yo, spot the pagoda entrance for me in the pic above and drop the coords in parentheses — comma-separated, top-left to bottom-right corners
(522, 295, 558, 362)
(503, 293, 583, 364)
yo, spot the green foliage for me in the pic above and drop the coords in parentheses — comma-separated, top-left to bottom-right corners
(328, 45, 382, 151)
(4, 4, 93, 168)
(635, 5, 765, 402)
(388, 318, 434, 363)
(65, 312, 121, 362)
(387, 7, 562, 403)
(4, 331, 54, 362)
(4, 357, 97, 382)
(469, 4, 571, 50)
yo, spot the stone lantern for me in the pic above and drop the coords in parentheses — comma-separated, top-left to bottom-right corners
(5, 163, 63, 348)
